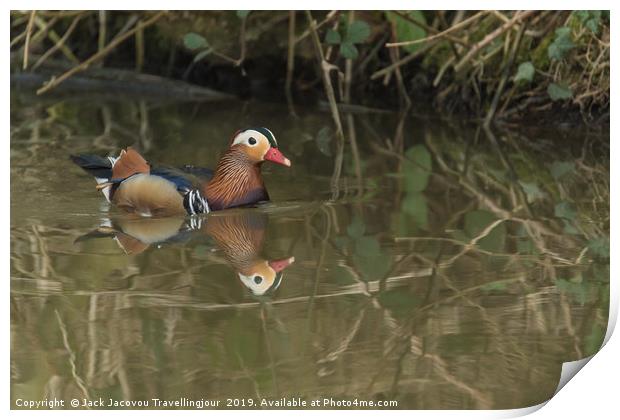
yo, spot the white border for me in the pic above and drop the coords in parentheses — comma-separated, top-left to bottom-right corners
(4, 2, 617, 419)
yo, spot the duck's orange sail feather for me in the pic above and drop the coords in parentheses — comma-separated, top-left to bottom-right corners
(112, 147, 150, 180)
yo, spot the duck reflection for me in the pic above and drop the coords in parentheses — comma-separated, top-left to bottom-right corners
(76, 211, 294, 295)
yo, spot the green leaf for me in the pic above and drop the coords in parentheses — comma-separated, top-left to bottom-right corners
(332, 265, 357, 286)
(346, 217, 365, 238)
(585, 324, 605, 355)
(315, 126, 332, 156)
(236, 10, 250, 19)
(555, 277, 596, 305)
(574, 10, 602, 35)
(403, 144, 432, 192)
(588, 237, 610, 259)
(548, 27, 575, 60)
(183, 32, 209, 50)
(401, 192, 428, 228)
(192, 48, 213, 63)
(325, 28, 341, 45)
(346, 20, 371, 44)
(518, 181, 545, 202)
(339, 41, 358, 59)
(514, 61, 535, 83)
(554, 201, 576, 221)
(549, 161, 575, 179)
(387, 11, 427, 53)
(377, 289, 418, 314)
(547, 83, 573, 101)
(355, 236, 381, 258)
(464, 210, 506, 253)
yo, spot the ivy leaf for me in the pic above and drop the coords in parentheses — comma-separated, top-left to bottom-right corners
(514, 61, 535, 83)
(325, 28, 341, 45)
(355, 236, 381, 258)
(183, 33, 208, 50)
(386, 11, 427, 53)
(377, 289, 418, 314)
(548, 26, 575, 60)
(346, 20, 371, 44)
(346, 217, 366, 238)
(402, 192, 428, 228)
(549, 161, 575, 180)
(403, 145, 432, 192)
(518, 181, 545, 202)
(236, 10, 250, 19)
(548, 83, 573, 101)
(588, 237, 610, 259)
(339, 41, 358, 59)
(554, 201, 577, 221)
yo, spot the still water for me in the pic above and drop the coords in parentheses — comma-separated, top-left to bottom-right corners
(10, 92, 610, 409)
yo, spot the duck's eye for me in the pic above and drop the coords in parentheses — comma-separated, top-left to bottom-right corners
(253, 275, 263, 285)
(248, 137, 257, 146)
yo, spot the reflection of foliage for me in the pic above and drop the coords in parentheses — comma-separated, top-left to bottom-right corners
(10, 96, 609, 409)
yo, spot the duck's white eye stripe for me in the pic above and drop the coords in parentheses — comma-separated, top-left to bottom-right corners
(233, 130, 265, 146)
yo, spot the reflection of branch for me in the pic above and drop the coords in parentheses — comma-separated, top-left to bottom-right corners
(55, 310, 92, 401)
(317, 305, 367, 364)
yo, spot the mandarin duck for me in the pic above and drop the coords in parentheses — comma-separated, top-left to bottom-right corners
(71, 128, 291, 217)
(76, 211, 294, 296)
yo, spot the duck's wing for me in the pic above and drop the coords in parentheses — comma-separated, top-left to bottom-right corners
(177, 165, 214, 181)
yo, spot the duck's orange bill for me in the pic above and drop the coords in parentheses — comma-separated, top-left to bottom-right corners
(264, 147, 291, 167)
(268, 256, 295, 272)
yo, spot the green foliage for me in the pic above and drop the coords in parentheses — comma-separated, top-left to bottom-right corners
(547, 27, 575, 60)
(584, 324, 605, 355)
(403, 144, 432, 192)
(183, 32, 209, 50)
(573, 10, 602, 35)
(347, 21, 371, 44)
(518, 181, 545, 202)
(236, 10, 250, 19)
(547, 83, 573, 101)
(377, 288, 418, 314)
(324, 19, 371, 60)
(549, 161, 575, 180)
(386, 11, 427, 53)
(554, 201, 576, 221)
(346, 216, 366, 238)
(588, 237, 610, 259)
(325, 29, 341, 45)
(340, 42, 359, 60)
(555, 275, 598, 305)
(402, 192, 428, 228)
(464, 210, 506, 252)
(343, 217, 391, 281)
(355, 236, 381, 257)
(514, 61, 535, 83)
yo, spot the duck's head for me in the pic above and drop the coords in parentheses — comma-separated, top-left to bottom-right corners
(230, 127, 291, 167)
(237, 256, 295, 296)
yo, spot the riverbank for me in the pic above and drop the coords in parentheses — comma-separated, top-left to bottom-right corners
(10, 10, 610, 127)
